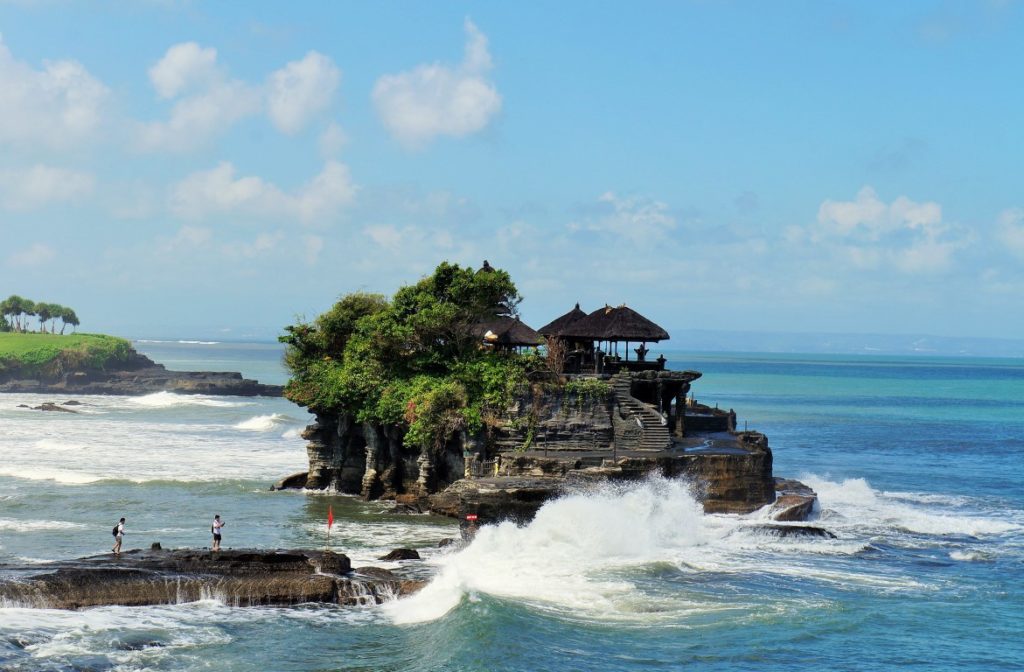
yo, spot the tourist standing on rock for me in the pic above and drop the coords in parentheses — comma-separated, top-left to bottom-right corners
(111, 517, 125, 555)
(211, 514, 224, 551)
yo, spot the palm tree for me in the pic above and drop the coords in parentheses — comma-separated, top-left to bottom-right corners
(35, 303, 53, 333)
(60, 307, 80, 334)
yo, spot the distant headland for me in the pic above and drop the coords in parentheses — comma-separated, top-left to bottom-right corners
(0, 296, 280, 397)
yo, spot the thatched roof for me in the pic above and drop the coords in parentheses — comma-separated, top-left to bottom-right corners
(558, 305, 670, 342)
(537, 303, 587, 337)
(474, 317, 544, 347)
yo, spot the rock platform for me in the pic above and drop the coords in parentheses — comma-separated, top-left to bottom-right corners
(0, 548, 422, 609)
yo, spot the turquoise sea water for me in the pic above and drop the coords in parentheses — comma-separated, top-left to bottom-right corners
(1, 341, 1022, 671)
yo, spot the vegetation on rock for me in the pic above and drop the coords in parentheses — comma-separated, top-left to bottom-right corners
(281, 262, 542, 450)
(0, 333, 134, 378)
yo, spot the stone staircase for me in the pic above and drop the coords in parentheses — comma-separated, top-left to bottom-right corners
(611, 373, 671, 451)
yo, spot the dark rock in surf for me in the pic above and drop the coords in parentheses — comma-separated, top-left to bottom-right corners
(378, 548, 421, 561)
(271, 471, 308, 490)
(34, 402, 78, 413)
(0, 548, 420, 610)
(770, 478, 818, 521)
(749, 524, 837, 539)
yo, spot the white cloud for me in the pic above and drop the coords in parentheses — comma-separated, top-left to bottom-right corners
(318, 122, 348, 157)
(6, 243, 56, 268)
(0, 164, 96, 210)
(812, 186, 962, 274)
(372, 18, 501, 148)
(817, 186, 943, 241)
(148, 42, 218, 99)
(302, 234, 324, 265)
(0, 35, 109, 149)
(222, 231, 285, 258)
(169, 160, 356, 223)
(267, 51, 340, 134)
(570, 192, 677, 243)
(996, 207, 1024, 258)
(138, 42, 261, 152)
(157, 225, 213, 253)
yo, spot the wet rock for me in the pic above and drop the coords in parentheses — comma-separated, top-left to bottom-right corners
(35, 402, 78, 413)
(770, 478, 818, 522)
(63, 400, 83, 406)
(377, 548, 420, 561)
(309, 550, 350, 574)
(150, 542, 162, 550)
(271, 471, 308, 491)
(0, 548, 418, 610)
(437, 538, 456, 548)
(748, 524, 837, 539)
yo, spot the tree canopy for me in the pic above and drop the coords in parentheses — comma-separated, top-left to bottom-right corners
(280, 262, 537, 450)
(0, 296, 80, 334)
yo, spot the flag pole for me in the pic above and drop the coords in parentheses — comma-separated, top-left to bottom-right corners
(326, 505, 333, 552)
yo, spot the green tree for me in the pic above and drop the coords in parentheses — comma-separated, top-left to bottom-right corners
(60, 307, 80, 334)
(35, 303, 54, 333)
(281, 261, 529, 451)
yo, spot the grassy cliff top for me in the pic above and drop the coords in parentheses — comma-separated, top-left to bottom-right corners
(0, 332, 135, 377)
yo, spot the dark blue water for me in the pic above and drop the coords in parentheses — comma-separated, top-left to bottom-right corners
(1, 345, 1021, 671)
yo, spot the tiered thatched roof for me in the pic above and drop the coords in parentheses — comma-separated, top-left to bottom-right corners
(537, 303, 587, 337)
(558, 305, 669, 342)
(474, 317, 544, 347)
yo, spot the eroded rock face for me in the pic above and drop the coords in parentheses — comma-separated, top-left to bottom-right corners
(0, 548, 422, 610)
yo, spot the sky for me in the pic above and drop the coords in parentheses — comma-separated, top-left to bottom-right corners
(1, 1, 1022, 341)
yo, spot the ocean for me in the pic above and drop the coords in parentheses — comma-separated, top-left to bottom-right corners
(1, 341, 1021, 671)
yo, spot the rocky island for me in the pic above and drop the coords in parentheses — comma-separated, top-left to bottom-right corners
(0, 332, 281, 397)
(275, 261, 817, 526)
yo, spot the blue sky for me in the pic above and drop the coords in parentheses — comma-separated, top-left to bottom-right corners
(1, 1, 1022, 341)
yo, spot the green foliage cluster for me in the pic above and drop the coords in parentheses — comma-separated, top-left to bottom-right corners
(280, 262, 538, 451)
(0, 295, 79, 334)
(564, 378, 611, 403)
(0, 333, 133, 377)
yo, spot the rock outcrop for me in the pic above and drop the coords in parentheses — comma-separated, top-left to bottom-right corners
(286, 370, 816, 524)
(0, 548, 423, 610)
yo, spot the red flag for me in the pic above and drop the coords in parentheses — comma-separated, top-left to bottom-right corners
(327, 505, 334, 530)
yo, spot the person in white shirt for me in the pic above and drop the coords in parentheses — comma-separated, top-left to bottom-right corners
(211, 515, 224, 551)
(112, 517, 125, 555)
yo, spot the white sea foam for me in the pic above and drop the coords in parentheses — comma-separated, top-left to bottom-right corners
(386, 475, 977, 626)
(0, 467, 103, 485)
(282, 427, 303, 439)
(129, 392, 249, 409)
(804, 475, 1023, 537)
(386, 477, 709, 624)
(32, 438, 85, 453)
(0, 518, 89, 532)
(234, 413, 294, 431)
(949, 550, 991, 562)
